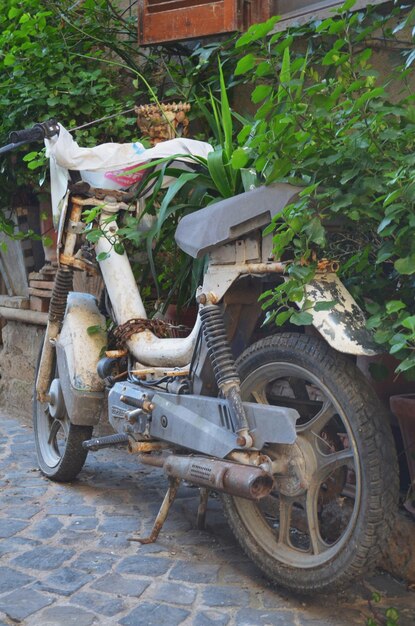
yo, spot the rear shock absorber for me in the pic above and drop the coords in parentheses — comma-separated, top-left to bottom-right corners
(36, 267, 74, 403)
(199, 304, 253, 448)
(48, 268, 74, 323)
(36, 195, 82, 402)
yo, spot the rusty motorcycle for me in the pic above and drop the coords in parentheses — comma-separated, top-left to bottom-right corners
(1, 120, 398, 593)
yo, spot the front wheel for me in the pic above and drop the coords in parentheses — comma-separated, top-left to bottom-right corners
(222, 333, 398, 593)
(33, 346, 92, 482)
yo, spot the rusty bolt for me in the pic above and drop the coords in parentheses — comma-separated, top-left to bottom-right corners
(196, 293, 207, 305)
(236, 436, 246, 447)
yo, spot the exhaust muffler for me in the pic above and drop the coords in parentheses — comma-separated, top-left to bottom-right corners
(154, 455, 274, 500)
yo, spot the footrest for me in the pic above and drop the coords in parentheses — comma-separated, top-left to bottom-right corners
(82, 433, 129, 451)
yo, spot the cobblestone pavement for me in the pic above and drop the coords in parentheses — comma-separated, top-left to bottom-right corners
(0, 413, 414, 626)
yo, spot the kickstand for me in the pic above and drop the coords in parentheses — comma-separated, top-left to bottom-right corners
(196, 488, 210, 530)
(129, 477, 181, 544)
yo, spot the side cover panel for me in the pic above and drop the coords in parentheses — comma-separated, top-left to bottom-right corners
(56, 292, 106, 425)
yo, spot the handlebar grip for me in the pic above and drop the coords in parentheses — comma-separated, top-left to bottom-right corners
(8, 119, 60, 144)
(9, 127, 44, 144)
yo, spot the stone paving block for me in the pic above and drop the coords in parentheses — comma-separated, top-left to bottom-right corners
(194, 610, 230, 626)
(70, 591, 126, 617)
(0, 587, 53, 621)
(67, 517, 99, 531)
(12, 545, 75, 570)
(92, 573, 149, 597)
(59, 530, 98, 546)
(3, 505, 40, 519)
(35, 566, 93, 596)
(30, 605, 98, 626)
(119, 602, 190, 626)
(117, 554, 172, 577)
(98, 515, 138, 533)
(0, 536, 40, 556)
(235, 608, 297, 625)
(203, 585, 250, 608)
(148, 581, 197, 606)
(45, 504, 96, 516)
(169, 560, 220, 584)
(28, 515, 63, 539)
(0, 518, 28, 537)
(72, 550, 117, 574)
(0, 566, 34, 594)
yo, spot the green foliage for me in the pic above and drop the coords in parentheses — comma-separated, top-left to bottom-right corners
(367, 591, 400, 625)
(0, 0, 156, 214)
(229, 0, 415, 372)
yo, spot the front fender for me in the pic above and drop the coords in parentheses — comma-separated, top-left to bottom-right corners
(56, 292, 107, 425)
(303, 272, 379, 356)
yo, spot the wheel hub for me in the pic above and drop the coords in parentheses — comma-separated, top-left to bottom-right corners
(274, 437, 317, 497)
(48, 378, 65, 420)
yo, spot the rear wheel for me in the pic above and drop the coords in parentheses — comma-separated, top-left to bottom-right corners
(33, 346, 92, 482)
(222, 333, 398, 593)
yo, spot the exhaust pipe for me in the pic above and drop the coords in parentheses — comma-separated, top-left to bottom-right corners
(143, 454, 274, 500)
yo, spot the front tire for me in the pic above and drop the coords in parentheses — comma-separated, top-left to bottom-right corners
(222, 333, 398, 593)
(33, 346, 92, 482)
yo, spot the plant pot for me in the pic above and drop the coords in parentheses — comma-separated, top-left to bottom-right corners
(135, 102, 191, 145)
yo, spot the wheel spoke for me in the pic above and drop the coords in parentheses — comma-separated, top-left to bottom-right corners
(304, 487, 329, 555)
(297, 400, 336, 439)
(47, 419, 62, 446)
(278, 495, 294, 547)
(315, 448, 355, 484)
(251, 389, 269, 404)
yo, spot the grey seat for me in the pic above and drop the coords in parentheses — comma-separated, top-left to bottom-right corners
(175, 183, 301, 259)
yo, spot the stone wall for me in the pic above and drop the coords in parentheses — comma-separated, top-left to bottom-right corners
(0, 321, 44, 420)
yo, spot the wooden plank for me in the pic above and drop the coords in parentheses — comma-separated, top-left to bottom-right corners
(0, 233, 29, 297)
(28, 280, 55, 290)
(28, 287, 53, 298)
(0, 295, 30, 310)
(29, 296, 50, 313)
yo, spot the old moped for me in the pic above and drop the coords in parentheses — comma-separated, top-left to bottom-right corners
(2, 120, 397, 593)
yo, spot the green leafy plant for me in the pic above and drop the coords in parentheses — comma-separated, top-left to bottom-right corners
(367, 592, 400, 625)
(229, 0, 415, 373)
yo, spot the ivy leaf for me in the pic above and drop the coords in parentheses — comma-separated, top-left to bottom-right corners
(234, 53, 256, 76)
(231, 147, 249, 169)
(114, 242, 125, 255)
(275, 310, 292, 325)
(394, 255, 415, 275)
(402, 316, 415, 333)
(251, 84, 272, 104)
(303, 217, 326, 246)
(385, 300, 406, 314)
(290, 311, 313, 326)
(396, 355, 415, 373)
(314, 300, 336, 312)
(96, 251, 110, 262)
(87, 325, 103, 335)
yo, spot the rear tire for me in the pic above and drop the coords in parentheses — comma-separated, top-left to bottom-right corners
(222, 333, 398, 593)
(33, 345, 92, 482)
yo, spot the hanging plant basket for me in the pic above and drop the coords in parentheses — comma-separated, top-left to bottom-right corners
(135, 102, 191, 145)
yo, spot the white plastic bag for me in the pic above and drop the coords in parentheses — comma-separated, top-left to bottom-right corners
(45, 124, 213, 224)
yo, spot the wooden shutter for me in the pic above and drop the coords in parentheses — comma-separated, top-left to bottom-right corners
(137, 1, 390, 44)
(137, 0, 272, 44)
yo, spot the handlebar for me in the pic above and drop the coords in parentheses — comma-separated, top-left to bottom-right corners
(8, 119, 60, 143)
